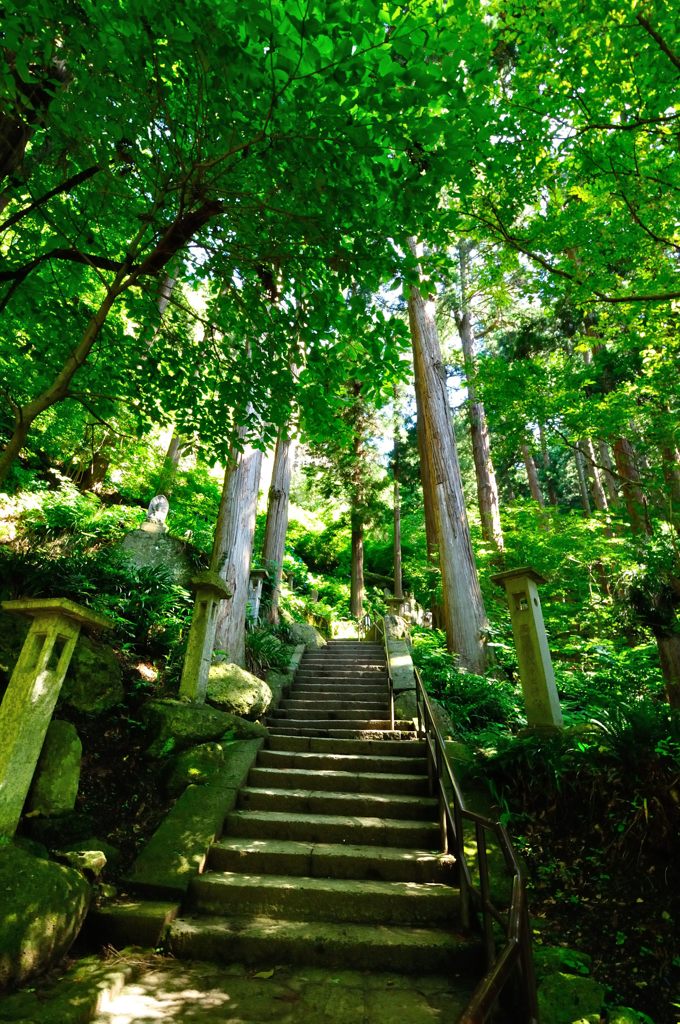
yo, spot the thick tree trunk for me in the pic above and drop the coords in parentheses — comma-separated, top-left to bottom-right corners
(613, 437, 649, 534)
(350, 513, 365, 618)
(407, 237, 487, 673)
(457, 246, 504, 552)
(262, 429, 296, 625)
(156, 430, 184, 496)
(539, 427, 559, 506)
(393, 394, 404, 601)
(416, 410, 438, 563)
(212, 442, 264, 667)
(522, 443, 545, 507)
(575, 444, 592, 516)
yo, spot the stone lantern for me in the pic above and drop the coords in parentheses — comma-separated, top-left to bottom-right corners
(178, 572, 231, 703)
(0, 598, 112, 836)
(247, 567, 269, 623)
(490, 567, 563, 731)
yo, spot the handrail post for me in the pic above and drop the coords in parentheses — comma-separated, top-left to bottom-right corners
(476, 822, 496, 968)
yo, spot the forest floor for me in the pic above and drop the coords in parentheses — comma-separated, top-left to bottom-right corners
(522, 832, 678, 1024)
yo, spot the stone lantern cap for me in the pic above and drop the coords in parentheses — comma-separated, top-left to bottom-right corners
(490, 566, 548, 588)
(249, 566, 269, 582)
(189, 572, 231, 600)
(1, 598, 113, 632)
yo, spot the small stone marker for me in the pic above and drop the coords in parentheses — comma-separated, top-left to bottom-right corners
(490, 567, 563, 730)
(179, 573, 232, 703)
(141, 494, 169, 533)
(0, 598, 112, 836)
(27, 719, 82, 816)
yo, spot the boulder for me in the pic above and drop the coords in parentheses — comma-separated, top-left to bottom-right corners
(0, 845, 90, 991)
(207, 663, 272, 719)
(61, 637, 124, 713)
(608, 1009, 647, 1024)
(56, 849, 107, 877)
(23, 811, 97, 848)
(287, 622, 326, 650)
(533, 945, 592, 978)
(117, 529, 191, 586)
(537, 972, 606, 1024)
(167, 741, 226, 797)
(142, 699, 267, 757)
(27, 720, 82, 816)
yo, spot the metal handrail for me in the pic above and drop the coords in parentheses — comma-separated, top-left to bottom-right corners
(375, 616, 539, 1024)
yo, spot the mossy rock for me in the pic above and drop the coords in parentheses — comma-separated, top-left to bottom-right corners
(23, 811, 97, 848)
(207, 663, 272, 719)
(167, 741, 226, 796)
(537, 972, 606, 1024)
(287, 622, 326, 650)
(533, 945, 592, 979)
(63, 837, 122, 866)
(142, 699, 267, 757)
(27, 720, 82, 816)
(607, 1009, 649, 1024)
(0, 845, 90, 991)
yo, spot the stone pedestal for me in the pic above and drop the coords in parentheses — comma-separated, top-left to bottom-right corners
(490, 567, 563, 730)
(178, 573, 231, 703)
(0, 598, 112, 836)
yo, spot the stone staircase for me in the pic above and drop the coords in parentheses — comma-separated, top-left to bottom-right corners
(167, 639, 482, 980)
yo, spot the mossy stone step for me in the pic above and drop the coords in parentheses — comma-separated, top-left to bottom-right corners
(208, 838, 455, 883)
(248, 766, 429, 795)
(167, 915, 482, 974)
(223, 809, 441, 848)
(266, 735, 426, 756)
(258, 748, 429, 773)
(237, 786, 437, 820)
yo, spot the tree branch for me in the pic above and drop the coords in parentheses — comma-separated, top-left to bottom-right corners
(636, 14, 680, 72)
(0, 165, 101, 235)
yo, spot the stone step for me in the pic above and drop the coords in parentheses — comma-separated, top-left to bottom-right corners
(270, 708, 390, 722)
(208, 837, 455, 883)
(167, 915, 480, 974)
(280, 699, 388, 712)
(248, 767, 428, 796)
(299, 659, 386, 668)
(189, 871, 459, 927)
(267, 718, 412, 730)
(295, 669, 388, 679)
(266, 735, 426, 756)
(224, 809, 441, 848)
(291, 685, 388, 699)
(238, 786, 437, 821)
(268, 727, 416, 740)
(258, 748, 429, 774)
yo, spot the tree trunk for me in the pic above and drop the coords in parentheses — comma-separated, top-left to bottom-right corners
(613, 437, 649, 534)
(656, 632, 680, 709)
(393, 395, 404, 601)
(581, 438, 608, 511)
(350, 512, 365, 618)
(407, 237, 487, 673)
(212, 442, 264, 667)
(262, 429, 296, 625)
(0, 271, 128, 486)
(416, 409, 438, 563)
(522, 443, 545, 507)
(575, 444, 592, 515)
(156, 430, 184, 496)
(598, 440, 620, 507)
(539, 427, 559, 506)
(457, 245, 504, 552)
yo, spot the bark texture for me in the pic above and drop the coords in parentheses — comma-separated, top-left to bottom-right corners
(522, 443, 545, 507)
(262, 430, 296, 625)
(457, 245, 504, 552)
(212, 442, 264, 667)
(407, 237, 487, 672)
(613, 436, 649, 534)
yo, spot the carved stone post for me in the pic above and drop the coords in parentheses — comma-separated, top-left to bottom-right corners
(179, 572, 231, 703)
(247, 568, 268, 624)
(0, 598, 112, 836)
(490, 567, 563, 730)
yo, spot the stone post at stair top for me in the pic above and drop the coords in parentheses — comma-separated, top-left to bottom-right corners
(0, 598, 113, 837)
(178, 572, 232, 703)
(490, 567, 563, 731)
(247, 567, 268, 623)
(143, 494, 170, 533)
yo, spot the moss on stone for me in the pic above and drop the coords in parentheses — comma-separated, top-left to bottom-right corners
(0, 845, 90, 991)
(207, 663, 272, 719)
